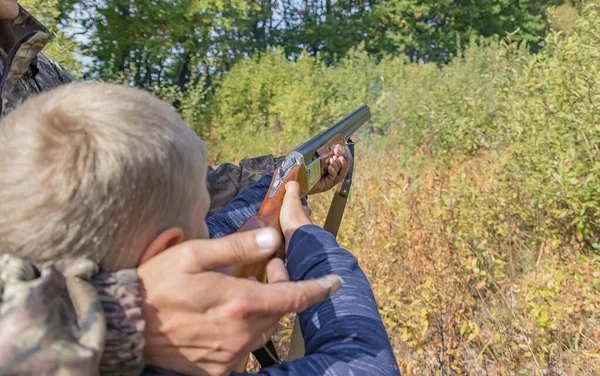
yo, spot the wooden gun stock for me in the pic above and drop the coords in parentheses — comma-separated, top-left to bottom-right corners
(231, 164, 301, 372)
(233, 164, 301, 280)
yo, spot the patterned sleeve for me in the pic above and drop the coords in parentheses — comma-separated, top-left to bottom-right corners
(206, 155, 284, 216)
(234, 225, 401, 376)
(141, 227, 398, 376)
(206, 174, 273, 238)
(0, 255, 146, 376)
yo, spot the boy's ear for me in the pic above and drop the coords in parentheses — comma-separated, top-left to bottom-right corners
(138, 227, 184, 265)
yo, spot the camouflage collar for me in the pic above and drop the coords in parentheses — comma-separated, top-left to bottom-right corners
(0, 6, 51, 114)
(1, 6, 51, 79)
(1, 5, 50, 54)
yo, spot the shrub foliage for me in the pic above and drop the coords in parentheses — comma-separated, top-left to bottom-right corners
(208, 4, 600, 374)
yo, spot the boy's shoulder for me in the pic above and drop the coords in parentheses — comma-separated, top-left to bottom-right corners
(206, 154, 284, 215)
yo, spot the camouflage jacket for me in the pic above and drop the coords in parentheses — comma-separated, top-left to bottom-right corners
(0, 254, 144, 376)
(206, 155, 285, 215)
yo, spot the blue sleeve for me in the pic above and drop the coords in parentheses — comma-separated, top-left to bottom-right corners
(234, 225, 400, 376)
(206, 174, 272, 239)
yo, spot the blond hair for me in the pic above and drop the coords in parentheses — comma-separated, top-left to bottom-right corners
(0, 82, 206, 271)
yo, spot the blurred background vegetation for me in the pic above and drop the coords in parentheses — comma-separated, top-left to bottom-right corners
(27, 0, 600, 373)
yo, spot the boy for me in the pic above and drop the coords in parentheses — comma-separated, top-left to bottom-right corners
(0, 81, 346, 272)
(0, 82, 211, 271)
(0, 82, 399, 376)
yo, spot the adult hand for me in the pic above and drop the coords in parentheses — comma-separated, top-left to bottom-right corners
(138, 228, 343, 376)
(308, 144, 351, 195)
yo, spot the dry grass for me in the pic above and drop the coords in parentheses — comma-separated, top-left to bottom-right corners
(297, 140, 600, 375)
(240, 137, 599, 375)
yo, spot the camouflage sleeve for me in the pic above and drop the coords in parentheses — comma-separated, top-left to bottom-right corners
(207, 154, 286, 216)
(38, 52, 75, 84)
(0, 255, 145, 376)
(91, 270, 145, 375)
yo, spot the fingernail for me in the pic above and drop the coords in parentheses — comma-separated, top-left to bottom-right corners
(315, 275, 344, 297)
(255, 228, 279, 251)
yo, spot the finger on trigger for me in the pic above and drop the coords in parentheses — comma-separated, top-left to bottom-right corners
(285, 180, 299, 191)
(284, 181, 301, 199)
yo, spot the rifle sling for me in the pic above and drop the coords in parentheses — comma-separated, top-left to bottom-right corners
(324, 140, 355, 237)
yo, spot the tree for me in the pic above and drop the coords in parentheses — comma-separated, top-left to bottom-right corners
(282, 0, 557, 63)
(50, 0, 562, 89)
(56, 0, 280, 90)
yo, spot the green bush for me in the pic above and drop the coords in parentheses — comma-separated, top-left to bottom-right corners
(207, 3, 600, 257)
(494, 4, 600, 253)
(207, 39, 521, 160)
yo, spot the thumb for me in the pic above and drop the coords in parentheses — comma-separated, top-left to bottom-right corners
(280, 181, 311, 242)
(283, 181, 302, 207)
(282, 181, 307, 222)
(176, 227, 282, 274)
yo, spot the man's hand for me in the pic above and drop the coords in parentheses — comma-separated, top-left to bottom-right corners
(138, 228, 342, 376)
(308, 144, 351, 195)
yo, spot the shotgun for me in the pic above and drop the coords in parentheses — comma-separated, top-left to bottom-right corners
(232, 105, 371, 371)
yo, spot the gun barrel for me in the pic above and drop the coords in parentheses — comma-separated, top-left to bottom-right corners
(294, 105, 371, 162)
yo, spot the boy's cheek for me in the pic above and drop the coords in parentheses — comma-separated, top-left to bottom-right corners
(190, 221, 209, 240)
(191, 187, 210, 240)
(199, 222, 209, 239)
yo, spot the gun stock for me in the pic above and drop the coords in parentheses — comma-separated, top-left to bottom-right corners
(233, 163, 301, 281)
